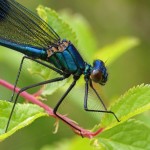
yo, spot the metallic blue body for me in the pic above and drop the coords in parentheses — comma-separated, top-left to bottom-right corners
(0, 39, 47, 59)
(48, 43, 85, 76)
(0, 38, 86, 77)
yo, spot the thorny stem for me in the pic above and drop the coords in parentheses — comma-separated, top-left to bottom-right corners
(0, 79, 104, 138)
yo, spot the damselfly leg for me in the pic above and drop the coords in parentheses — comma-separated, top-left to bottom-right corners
(84, 79, 120, 122)
(6, 56, 67, 132)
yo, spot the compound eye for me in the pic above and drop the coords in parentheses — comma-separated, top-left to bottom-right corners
(90, 69, 102, 83)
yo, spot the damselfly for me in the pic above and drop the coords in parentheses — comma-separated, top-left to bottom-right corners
(0, 0, 119, 134)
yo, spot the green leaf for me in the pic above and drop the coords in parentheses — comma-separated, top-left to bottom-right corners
(42, 78, 68, 96)
(27, 60, 69, 96)
(98, 119, 150, 150)
(37, 6, 77, 46)
(101, 84, 150, 130)
(0, 100, 47, 141)
(94, 37, 140, 65)
(40, 120, 150, 150)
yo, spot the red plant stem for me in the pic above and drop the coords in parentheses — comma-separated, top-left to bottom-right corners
(0, 79, 104, 138)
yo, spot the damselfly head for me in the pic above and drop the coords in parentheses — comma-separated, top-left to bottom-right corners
(90, 60, 108, 85)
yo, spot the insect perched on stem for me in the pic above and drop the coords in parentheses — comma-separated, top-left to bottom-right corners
(0, 0, 120, 135)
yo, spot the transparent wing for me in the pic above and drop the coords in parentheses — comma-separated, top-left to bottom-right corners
(0, 0, 60, 49)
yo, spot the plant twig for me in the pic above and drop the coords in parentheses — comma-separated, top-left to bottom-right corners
(0, 79, 104, 138)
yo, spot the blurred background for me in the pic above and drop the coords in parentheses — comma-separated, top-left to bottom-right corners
(0, 0, 150, 149)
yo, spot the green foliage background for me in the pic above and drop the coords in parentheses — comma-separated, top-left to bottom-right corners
(0, 0, 150, 150)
